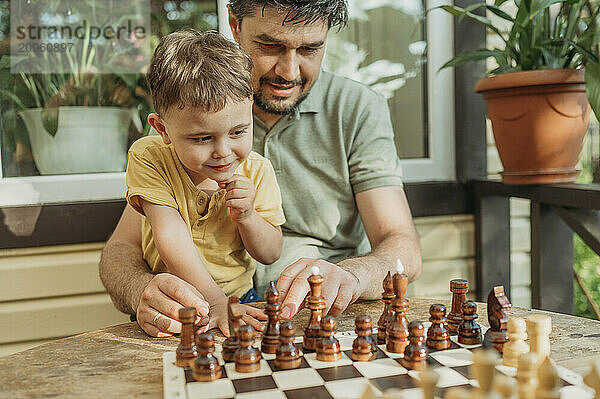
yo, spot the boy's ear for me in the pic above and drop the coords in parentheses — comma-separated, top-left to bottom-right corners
(228, 5, 241, 43)
(147, 113, 171, 145)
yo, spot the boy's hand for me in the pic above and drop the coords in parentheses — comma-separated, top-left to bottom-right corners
(218, 175, 257, 222)
(199, 296, 267, 336)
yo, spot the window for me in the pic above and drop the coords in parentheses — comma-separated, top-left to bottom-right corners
(0, 0, 218, 206)
(1, 0, 455, 207)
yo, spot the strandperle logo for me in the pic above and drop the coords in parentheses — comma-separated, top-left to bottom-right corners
(10, 0, 150, 74)
(15, 19, 147, 41)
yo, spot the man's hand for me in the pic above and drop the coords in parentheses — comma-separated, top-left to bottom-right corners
(136, 273, 210, 337)
(275, 258, 362, 320)
(219, 175, 256, 222)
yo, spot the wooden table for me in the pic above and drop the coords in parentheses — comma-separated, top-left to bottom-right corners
(1, 298, 599, 398)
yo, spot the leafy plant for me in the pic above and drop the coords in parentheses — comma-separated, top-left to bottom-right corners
(437, 0, 600, 121)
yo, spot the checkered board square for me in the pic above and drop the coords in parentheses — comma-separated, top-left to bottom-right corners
(163, 323, 594, 399)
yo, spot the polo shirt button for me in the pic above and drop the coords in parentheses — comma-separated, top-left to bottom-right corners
(196, 220, 203, 227)
(198, 197, 205, 206)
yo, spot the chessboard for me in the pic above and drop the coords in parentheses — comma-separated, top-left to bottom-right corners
(162, 323, 593, 399)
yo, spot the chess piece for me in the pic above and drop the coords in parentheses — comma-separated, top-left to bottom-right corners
(386, 264, 410, 353)
(458, 301, 482, 345)
(316, 315, 342, 361)
(304, 266, 326, 352)
(377, 271, 394, 343)
(176, 307, 197, 368)
(483, 286, 512, 353)
(526, 314, 551, 362)
(502, 318, 528, 368)
(193, 333, 222, 381)
(495, 374, 517, 399)
(517, 352, 539, 399)
(447, 279, 468, 333)
(235, 325, 260, 373)
(352, 314, 377, 361)
(222, 296, 241, 362)
(400, 321, 428, 370)
(275, 321, 302, 369)
(261, 281, 281, 354)
(426, 303, 451, 350)
(471, 348, 500, 399)
(444, 387, 472, 399)
(535, 357, 560, 399)
(420, 367, 439, 399)
(583, 358, 600, 399)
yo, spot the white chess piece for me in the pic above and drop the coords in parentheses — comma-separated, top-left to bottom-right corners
(495, 374, 517, 399)
(503, 318, 529, 368)
(517, 352, 538, 399)
(535, 357, 560, 399)
(420, 367, 440, 399)
(583, 358, 600, 399)
(526, 315, 551, 362)
(471, 349, 501, 399)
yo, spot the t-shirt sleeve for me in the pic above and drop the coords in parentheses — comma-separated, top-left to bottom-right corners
(348, 92, 404, 193)
(252, 158, 286, 227)
(126, 146, 178, 215)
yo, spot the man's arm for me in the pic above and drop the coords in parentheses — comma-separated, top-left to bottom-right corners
(99, 205, 211, 336)
(276, 185, 421, 318)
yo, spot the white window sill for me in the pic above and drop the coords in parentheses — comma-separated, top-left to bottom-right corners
(0, 173, 126, 207)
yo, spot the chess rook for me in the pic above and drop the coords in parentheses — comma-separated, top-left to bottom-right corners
(193, 333, 222, 382)
(502, 318, 528, 368)
(352, 314, 377, 361)
(304, 266, 326, 352)
(316, 315, 341, 362)
(400, 321, 428, 370)
(377, 271, 394, 343)
(483, 286, 512, 353)
(275, 321, 301, 369)
(222, 297, 241, 362)
(526, 314, 551, 362)
(448, 279, 468, 333)
(235, 325, 260, 373)
(176, 307, 197, 368)
(386, 270, 409, 353)
(458, 301, 482, 345)
(261, 281, 281, 354)
(426, 303, 451, 350)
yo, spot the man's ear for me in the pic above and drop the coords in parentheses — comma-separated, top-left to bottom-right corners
(228, 5, 241, 43)
(147, 113, 171, 144)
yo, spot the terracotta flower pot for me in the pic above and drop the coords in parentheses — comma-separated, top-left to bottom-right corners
(475, 69, 591, 184)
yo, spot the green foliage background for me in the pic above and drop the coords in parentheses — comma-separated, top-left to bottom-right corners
(574, 235, 600, 319)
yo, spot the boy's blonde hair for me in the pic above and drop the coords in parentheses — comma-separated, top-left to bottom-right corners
(147, 29, 253, 116)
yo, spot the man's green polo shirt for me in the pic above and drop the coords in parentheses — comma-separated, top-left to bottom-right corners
(253, 70, 404, 296)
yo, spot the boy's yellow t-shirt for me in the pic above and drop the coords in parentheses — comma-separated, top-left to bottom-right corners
(125, 136, 286, 297)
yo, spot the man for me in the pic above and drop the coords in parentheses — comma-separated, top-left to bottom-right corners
(99, 0, 422, 337)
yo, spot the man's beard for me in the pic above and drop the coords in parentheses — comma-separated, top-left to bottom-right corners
(253, 76, 309, 115)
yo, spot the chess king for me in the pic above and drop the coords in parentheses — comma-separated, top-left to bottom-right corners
(99, 0, 422, 338)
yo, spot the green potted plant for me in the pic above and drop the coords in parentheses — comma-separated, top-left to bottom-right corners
(0, 40, 149, 175)
(439, 0, 599, 184)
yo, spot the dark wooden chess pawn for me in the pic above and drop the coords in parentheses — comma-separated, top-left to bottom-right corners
(483, 286, 512, 353)
(352, 315, 377, 361)
(448, 279, 468, 334)
(235, 325, 261, 373)
(176, 307, 197, 368)
(316, 315, 342, 361)
(193, 333, 222, 381)
(222, 297, 241, 362)
(426, 304, 451, 350)
(304, 266, 326, 352)
(386, 271, 410, 354)
(458, 301, 482, 345)
(377, 271, 394, 343)
(261, 281, 281, 354)
(275, 321, 302, 369)
(400, 321, 428, 370)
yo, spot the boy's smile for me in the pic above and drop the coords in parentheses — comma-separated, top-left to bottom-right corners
(149, 99, 254, 188)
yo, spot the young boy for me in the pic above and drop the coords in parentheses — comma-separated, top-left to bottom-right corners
(126, 30, 285, 335)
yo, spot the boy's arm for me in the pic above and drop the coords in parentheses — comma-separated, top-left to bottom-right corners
(141, 200, 225, 304)
(236, 212, 283, 264)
